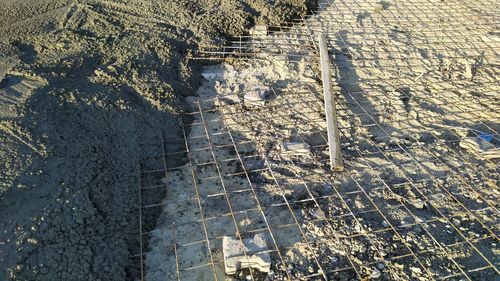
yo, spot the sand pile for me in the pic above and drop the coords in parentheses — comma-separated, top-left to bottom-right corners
(0, 0, 314, 280)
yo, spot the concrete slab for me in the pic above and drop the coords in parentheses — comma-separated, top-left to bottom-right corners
(222, 234, 271, 275)
(282, 142, 310, 156)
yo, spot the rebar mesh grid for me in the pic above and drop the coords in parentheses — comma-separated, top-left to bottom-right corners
(135, 0, 499, 280)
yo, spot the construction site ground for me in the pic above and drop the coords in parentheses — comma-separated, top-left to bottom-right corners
(137, 0, 499, 280)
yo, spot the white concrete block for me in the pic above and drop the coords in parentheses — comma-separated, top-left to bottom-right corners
(283, 142, 310, 156)
(223, 234, 271, 275)
(244, 87, 270, 106)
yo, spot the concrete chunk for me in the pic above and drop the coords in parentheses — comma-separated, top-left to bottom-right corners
(459, 137, 500, 160)
(408, 198, 425, 209)
(223, 234, 271, 275)
(283, 142, 310, 156)
(243, 87, 270, 106)
(249, 25, 268, 37)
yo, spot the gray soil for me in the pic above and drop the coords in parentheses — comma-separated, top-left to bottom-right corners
(0, 1, 315, 280)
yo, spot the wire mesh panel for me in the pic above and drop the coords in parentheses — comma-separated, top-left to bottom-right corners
(137, 0, 499, 280)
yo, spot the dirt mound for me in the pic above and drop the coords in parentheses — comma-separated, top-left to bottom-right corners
(0, 0, 314, 280)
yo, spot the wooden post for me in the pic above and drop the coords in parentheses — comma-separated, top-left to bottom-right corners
(319, 33, 344, 171)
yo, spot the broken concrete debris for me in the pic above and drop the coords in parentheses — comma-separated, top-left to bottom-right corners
(459, 136, 499, 160)
(311, 207, 326, 220)
(411, 267, 423, 275)
(282, 142, 310, 156)
(249, 25, 268, 37)
(223, 234, 271, 275)
(408, 198, 425, 209)
(243, 86, 270, 106)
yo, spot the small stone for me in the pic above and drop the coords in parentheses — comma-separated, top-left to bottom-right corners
(381, 220, 389, 228)
(394, 263, 404, 269)
(373, 2, 386, 12)
(410, 199, 425, 209)
(359, 245, 366, 253)
(370, 268, 381, 279)
(320, 244, 327, 252)
(94, 68, 105, 77)
(354, 224, 362, 233)
(377, 263, 385, 270)
(313, 208, 326, 220)
(411, 267, 422, 274)
(283, 142, 310, 156)
(239, 218, 252, 226)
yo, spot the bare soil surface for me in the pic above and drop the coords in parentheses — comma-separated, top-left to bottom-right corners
(0, 1, 314, 280)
